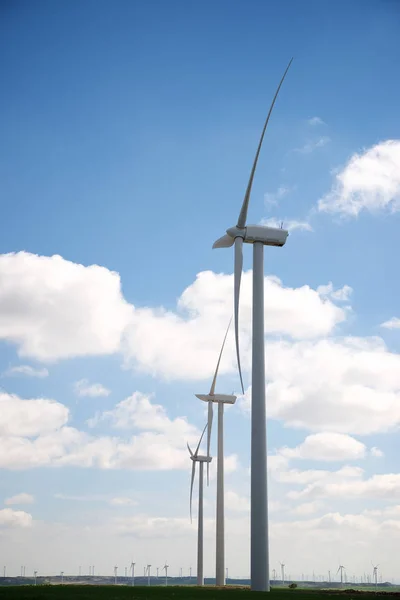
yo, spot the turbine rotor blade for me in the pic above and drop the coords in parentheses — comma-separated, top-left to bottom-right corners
(237, 58, 293, 229)
(234, 237, 245, 394)
(187, 442, 193, 457)
(189, 461, 196, 523)
(207, 401, 213, 486)
(213, 234, 234, 249)
(194, 423, 207, 456)
(209, 318, 232, 396)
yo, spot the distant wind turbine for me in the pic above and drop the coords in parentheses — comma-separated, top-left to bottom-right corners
(60, 571, 64, 585)
(188, 424, 211, 586)
(196, 319, 236, 586)
(147, 564, 151, 586)
(34, 571, 37, 586)
(337, 565, 345, 586)
(130, 561, 135, 586)
(280, 563, 285, 586)
(114, 566, 118, 585)
(163, 562, 169, 586)
(372, 563, 379, 592)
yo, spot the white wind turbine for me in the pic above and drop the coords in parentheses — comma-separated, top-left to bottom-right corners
(195, 319, 236, 586)
(147, 564, 151, 586)
(130, 561, 135, 586)
(337, 564, 345, 586)
(114, 565, 118, 585)
(212, 58, 292, 592)
(188, 424, 212, 586)
(372, 563, 379, 591)
(280, 562, 285, 586)
(163, 562, 169, 586)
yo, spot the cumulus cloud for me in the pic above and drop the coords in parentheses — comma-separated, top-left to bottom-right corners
(2, 365, 49, 378)
(381, 317, 400, 330)
(0, 391, 68, 437)
(123, 271, 348, 380)
(0, 508, 32, 528)
(317, 282, 353, 302)
(0, 252, 133, 361)
(4, 493, 34, 505)
(318, 140, 400, 216)
(241, 336, 400, 435)
(0, 391, 200, 471)
(279, 433, 367, 462)
(74, 379, 110, 398)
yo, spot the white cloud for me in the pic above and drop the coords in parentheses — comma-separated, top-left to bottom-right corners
(317, 282, 353, 302)
(295, 136, 330, 154)
(113, 514, 196, 538)
(264, 186, 291, 207)
(4, 493, 34, 505)
(381, 317, 400, 330)
(371, 447, 384, 458)
(0, 392, 201, 471)
(242, 336, 400, 435)
(109, 497, 137, 507)
(289, 472, 400, 501)
(0, 252, 133, 361)
(2, 365, 49, 378)
(225, 490, 250, 512)
(0, 508, 32, 528)
(292, 501, 323, 516)
(261, 218, 313, 232)
(318, 140, 400, 216)
(74, 379, 110, 398)
(307, 117, 325, 126)
(123, 271, 347, 380)
(279, 433, 367, 462)
(0, 391, 68, 437)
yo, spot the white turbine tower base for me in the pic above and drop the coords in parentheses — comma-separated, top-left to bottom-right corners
(196, 320, 236, 587)
(212, 58, 292, 592)
(188, 424, 212, 586)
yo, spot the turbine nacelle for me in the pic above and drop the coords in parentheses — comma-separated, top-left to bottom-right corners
(195, 393, 237, 405)
(189, 454, 212, 463)
(213, 225, 288, 249)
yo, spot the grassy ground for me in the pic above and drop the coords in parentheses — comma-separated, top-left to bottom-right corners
(0, 586, 399, 600)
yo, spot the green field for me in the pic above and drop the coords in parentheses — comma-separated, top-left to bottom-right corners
(0, 586, 399, 600)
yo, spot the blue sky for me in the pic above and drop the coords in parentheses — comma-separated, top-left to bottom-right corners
(1, 0, 400, 582)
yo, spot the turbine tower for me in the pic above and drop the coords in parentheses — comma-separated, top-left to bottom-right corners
(212, 58, 292, 592)
(337, 565, 345, 586)
(188, 424, 212, 586)
(114, 566, 118, 585)
(130, 562, 135, 586)
(196, 320, 236, 586)
(147, 564, 151, 586)
(163, 562, 169, 586)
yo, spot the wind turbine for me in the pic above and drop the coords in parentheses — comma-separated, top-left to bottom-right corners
(163, 562, 169, 586)
(130, 561, 135, 586)
(188, 424, 212, 586)
(114, 566, 118, 585)
(212, 58, 292, 592)
(372, 563, 379, 591)
(147, 564, 151, 586)
(34, 571, 37, 586)
(337, 565, 345, 586)
(280, 563, 285, 586)
(196, 320, 236, 586)
(60, 571, 64, 585)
